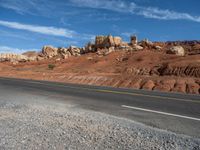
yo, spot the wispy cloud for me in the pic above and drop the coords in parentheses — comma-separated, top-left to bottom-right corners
(0, 0, 54, 16)
(2, 0, 200, 23)
(70, 0, 200, 23)
(0, 45, 39, 54)
(0, 20, 76, 38)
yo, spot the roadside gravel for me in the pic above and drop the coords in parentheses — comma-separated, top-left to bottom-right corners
(0, 101, 199, 150)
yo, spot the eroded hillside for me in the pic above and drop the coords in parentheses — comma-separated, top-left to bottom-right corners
(0, 35, 199, 94)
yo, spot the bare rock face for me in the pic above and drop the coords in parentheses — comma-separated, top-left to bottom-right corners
(0, 53, 29, 62)
(58, 47, 69, 54)
(154, 79, 176, 92)
(42, 45, 58, 58)
(58, 47, 71, 59)
(167, 46, 185, 56)
(36, 56, 44, 61)
(172, 80, 186, 93)
(95, 35, 122, 49)
(132, 79, 143, 89)
(40, 45, 83, 60)
(158, 64, 200, 78)
(142, 80, 155, 90)
(68, 46, 82, 56)
(113, 36, 122, 47)
(61, 51, 72, 59)
(186, 82, 200, 94)
(95, 36, 107, 48)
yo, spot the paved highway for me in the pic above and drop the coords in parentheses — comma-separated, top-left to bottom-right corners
(0, 77, 200, 137)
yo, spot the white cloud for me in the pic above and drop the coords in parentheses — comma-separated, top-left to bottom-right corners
(0, 0, 49, 15)
(0, 20, 76, 38)
(2, 0, 200, 23)
(70, 0, 200, 23)
(0, 46, 39, 54)
(136, 6, 200, 22)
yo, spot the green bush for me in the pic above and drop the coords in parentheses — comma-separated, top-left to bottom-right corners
(48, 64, 55, 70)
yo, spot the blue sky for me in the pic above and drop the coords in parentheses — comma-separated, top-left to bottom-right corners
(0, 0, 200, 53)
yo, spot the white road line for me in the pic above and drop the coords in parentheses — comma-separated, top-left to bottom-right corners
(122, 105, 200, 121)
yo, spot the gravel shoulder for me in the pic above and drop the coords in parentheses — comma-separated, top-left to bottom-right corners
(0, 100, 199, 150)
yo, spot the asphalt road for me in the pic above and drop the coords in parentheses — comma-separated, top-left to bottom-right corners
(0, 77, 200, 138)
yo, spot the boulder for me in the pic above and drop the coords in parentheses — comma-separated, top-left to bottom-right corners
(119, 42, 132, 51)
(113, 36, 122, 47)
(108, 46, 115, 53)
(186, 82, 199, 94)
(167, 46, 185, 56)
(42, 45, 58, 58)
(58, 47, 69, 54)
(142, 80, 155, 90)
(154, 46, 162, 50)
(61, 51, 71, 59)
(68, 46, 82, 56)
(172, 80, 186, 93)
(132, 45, 143, 51)
(139, 39, 153, 49)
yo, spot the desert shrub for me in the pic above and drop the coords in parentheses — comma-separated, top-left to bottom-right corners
(48, 64, 55, 70)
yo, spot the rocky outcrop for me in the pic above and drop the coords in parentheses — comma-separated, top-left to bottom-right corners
(130, 35, 137, 45)
(1, 36, 199, 64)
(126, 67, 150, 76)
(42, 46, 58, 58)
(158, 64, 200, 78)
(68, 46, 83, 56)
(0, 53, 29, 63)
(40, 45, 82, 59)
(95, 35, 122, 49)
(58, 48, 72, 59)
(167, 46, 185, 56)
(142, 80, 155, 90)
